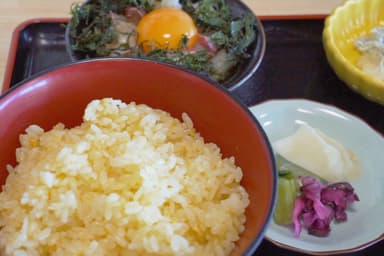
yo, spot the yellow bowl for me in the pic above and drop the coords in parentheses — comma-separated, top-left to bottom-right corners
(323, 0, 384, 105)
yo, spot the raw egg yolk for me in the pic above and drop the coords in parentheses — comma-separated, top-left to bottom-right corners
(137, 8, 198, 52)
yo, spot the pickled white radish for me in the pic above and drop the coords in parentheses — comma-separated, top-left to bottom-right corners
(273, 123, 361, 182)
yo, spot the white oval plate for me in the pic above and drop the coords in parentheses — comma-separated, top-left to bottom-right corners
(249, 99, 384, 255)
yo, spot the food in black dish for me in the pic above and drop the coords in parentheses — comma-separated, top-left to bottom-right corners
(65, 0, 265, 90)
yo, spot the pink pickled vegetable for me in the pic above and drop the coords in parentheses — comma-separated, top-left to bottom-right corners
(321, 182, 359, 221)
(292, 197, 305, 237)
(292, 176, 359, 237)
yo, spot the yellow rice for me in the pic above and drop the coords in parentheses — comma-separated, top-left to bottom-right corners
(0, 98, 249, 256)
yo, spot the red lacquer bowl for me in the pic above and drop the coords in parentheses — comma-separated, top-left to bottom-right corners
(0, 58, 276, 255)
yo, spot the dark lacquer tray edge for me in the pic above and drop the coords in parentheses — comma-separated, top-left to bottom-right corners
(1, 17, 70, 93)
(1, 14, 329, 93)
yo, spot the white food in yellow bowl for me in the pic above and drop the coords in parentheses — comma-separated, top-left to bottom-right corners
(323, 0, 384, 105)
(355, 26, 384, 81)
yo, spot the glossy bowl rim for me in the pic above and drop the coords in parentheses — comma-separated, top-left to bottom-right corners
(63, 0, 266, 92)
(0, 57, 277, 256)
(322, 0, 384, 105)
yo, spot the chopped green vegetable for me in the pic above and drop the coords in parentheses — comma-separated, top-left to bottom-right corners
(187, 0, 231, 29)
(274, 171, 299, 225)
(182, 0, 255, 57)
(147, 48, 211, 74)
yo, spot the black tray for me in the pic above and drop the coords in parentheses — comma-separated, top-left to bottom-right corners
(3, 18, 384, 256)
